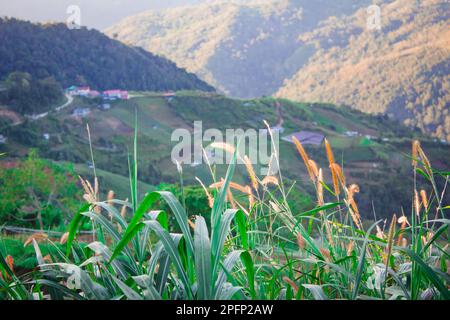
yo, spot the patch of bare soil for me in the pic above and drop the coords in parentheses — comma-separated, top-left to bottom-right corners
(99, 117, 134, 136)
(0, 108, 22, 125)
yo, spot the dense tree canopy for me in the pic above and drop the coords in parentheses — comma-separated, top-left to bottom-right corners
(0, 72, 64, 114)
(0, 18, 215, 93)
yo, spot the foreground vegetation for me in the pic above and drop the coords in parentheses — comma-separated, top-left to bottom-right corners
(0, 125, 448, 300)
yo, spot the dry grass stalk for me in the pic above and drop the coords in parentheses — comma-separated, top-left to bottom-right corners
(243, 155, 258, 192)
(188, 217, 196, 230)
(229, 181, 251, 194)
(79, 176, 93, 200)
(324, 139, 341, 196)
(348, 199, 361, 221)
(417, 143, 431, 174)
(317, 167, 334, 246)
(331, 171, 340, 196)
(120, 199, 128, 219)
(292, 136, 315, 182)
(320, 248, 331, 262)
(421, 235, 427, 246)
(196, 177, 214, 208)
(107, 190, 115, 204)
(269, 201, 281, 213)
(317, 169, 324, 206)
(412, 140, 420, 167)
(348, 184, 360, 200)
(331, 163, 346, 188)
(210, 142, 235, 155)
(324, 138, 335, 165)
(346, 184, 362, 229)
(347, 241, 354, 256)
(5, 255, 14, 273)
(397, 215, 407, 246)
(226, 188, 237, 209)
(209, 180, 250, 196)
(247, 186, 255, 210)
(282, 276, 299, 294)
(106, 190, 115, 220)
(79, 176, 100, 214)
(296, 232, 306, 250)
(324, 221, 335, 247)
(376, 225, 385, 239)
(209, 180, 224, 190)
(330, 166, 340, 196)
(420, 189, 429, 211)
(414, 189, 421, 218)
(60, 232, 69, 245)
(261, 175, 279, 187)
(384, 214, 397, 267)
(24, 233, 48, 247)
(308, 159, 319, 178)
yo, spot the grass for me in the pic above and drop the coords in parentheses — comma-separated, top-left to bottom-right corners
(0, 121, 448, 300)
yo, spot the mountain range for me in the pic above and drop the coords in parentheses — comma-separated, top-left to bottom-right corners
(106, 0, 450, 141)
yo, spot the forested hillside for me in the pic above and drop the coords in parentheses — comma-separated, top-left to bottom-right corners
(0, 18, 215, 93)
(0, 72, 64, 115)
(107, 0, 450, 141)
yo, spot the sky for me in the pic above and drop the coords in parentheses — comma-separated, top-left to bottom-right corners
(0, 0, 207, 30)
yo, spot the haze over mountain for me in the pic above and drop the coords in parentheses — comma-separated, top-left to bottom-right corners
(0, 0, 205, 30)
(107, 0, 450, 141)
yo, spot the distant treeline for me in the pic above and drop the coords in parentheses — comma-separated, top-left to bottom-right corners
(0, 18, 215, 92)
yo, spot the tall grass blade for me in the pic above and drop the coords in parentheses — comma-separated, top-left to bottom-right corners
(194, 216, 212, 299)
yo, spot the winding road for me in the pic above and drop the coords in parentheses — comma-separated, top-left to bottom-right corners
(3, 93, 74, 128)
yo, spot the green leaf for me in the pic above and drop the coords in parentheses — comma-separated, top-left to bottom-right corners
(66, 203, 91, 256)
(421, 224, 448, 255)
(157, 191, 194, 254)
(297, 202, 343, 217)
(112, 276, 142, 300)
(212, 209, 238, 277)
(399, 248, 450, 299)
(132, 275, 163, 300)
(240, 251, 256, 299)
(143, 220, 193, 299)
(194, 215, 212, 300)
(215, 250, 243, 299)
(110, 222, 145, 262)
(416, 168, 430, 181)
(235, 210, 248, 250)
(211, 149, 237, 230)
(126, 192, 160, 238)
(352, 220, 381, 300)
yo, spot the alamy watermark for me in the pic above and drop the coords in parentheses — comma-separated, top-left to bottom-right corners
(367, 4, 382, 31)
(66, 5, 81, 30)
(171, 121, 280, 175)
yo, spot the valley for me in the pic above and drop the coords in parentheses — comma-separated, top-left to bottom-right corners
(1, 90, 448, 219)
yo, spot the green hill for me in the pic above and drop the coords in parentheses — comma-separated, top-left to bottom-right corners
(0, 18, 214, 93)
(1, 91, 448, 218)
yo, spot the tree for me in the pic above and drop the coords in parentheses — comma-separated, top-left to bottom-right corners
(0, 150, 81, 230)
(0, 72, 64, 114)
